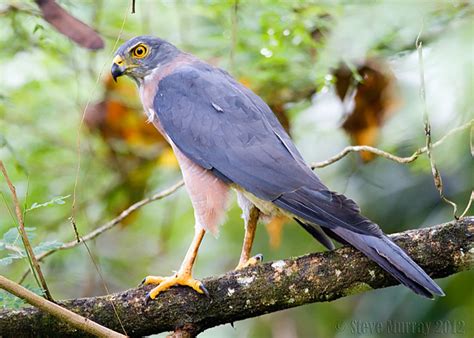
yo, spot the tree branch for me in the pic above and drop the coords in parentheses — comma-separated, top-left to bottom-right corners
(1, 217, 472, 337)
(18, 180, 184, 284)
(310, 119, 472, 169)
(0, 275, 126, 337)
(0, 161, 53, 301)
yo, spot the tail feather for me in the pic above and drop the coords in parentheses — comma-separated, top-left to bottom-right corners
(330, 226, 445, 298)
(274, 186, 444, 298)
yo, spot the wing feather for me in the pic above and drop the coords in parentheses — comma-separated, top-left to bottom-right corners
(152, 62, 444, 297)
(154, 63, 321, 201)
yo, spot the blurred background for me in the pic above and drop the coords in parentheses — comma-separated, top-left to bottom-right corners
(0, 1, 472, 337)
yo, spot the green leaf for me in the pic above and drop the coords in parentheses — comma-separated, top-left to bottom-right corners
(0, 284, 45, 309)
(0, 256, 14, 266)
(1, 227, 36, 245)
(33, 240, 63, 255)
(0, 229, 63, 265)
(2, 228, 21, 245)
(0, 227, 41, 266)
(24, 284, 45, 297)
(0, 252, 23, 266)
(27, 195, 71, 211)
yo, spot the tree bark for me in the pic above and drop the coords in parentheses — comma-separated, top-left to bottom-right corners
(1, 217, 472, 337)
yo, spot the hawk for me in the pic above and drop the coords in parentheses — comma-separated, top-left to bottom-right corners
(111, 36, 444, 300)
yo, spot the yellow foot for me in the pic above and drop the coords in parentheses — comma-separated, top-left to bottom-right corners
(235, 253, 263, 270)
(141, 273, 209, 301)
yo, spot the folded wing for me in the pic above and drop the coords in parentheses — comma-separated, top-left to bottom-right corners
(153, 62, 444, 298)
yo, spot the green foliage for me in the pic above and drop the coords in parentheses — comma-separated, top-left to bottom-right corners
(0, 285, 44, 310)
(0, 227, 63, 266)
(27, 195, 71, 211)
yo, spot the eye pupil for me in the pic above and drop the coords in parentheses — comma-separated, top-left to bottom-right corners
(133, 45, 147, 57)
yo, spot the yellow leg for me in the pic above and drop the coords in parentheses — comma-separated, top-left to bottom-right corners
(142, 227, 208, 300)
(235, 207, 262, 270)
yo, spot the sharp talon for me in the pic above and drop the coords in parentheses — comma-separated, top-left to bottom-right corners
(139, 278, 146, 286)
(145, 293, 152, 305)
(235, 254, 264, 270)
(199, 283, 210, 298)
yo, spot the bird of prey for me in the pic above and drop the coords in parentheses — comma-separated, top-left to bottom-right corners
(111, 36, 444, 300)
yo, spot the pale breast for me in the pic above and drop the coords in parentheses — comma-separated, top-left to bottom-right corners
(171, 143, 231, 235)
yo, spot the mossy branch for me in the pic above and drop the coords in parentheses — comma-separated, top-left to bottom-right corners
(0, 217, 472, 337)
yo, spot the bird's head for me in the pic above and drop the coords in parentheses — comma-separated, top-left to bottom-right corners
(111, 36, 179, 82)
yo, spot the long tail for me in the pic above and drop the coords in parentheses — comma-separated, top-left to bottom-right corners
(274, 186, 444, 298)
(328, 226, 444, 298)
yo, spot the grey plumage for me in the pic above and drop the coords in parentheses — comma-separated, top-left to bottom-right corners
(154, 60, 443, 298)
(113, 36, 444, 299)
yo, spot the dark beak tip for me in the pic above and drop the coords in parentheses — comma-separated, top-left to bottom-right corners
(111, 63, 123, 82)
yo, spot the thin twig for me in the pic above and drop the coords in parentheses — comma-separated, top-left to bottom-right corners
(71, 3, 130, 239)
(63, 6, 132, 331)
(416, 32, 458, 217)
(0, 161, 53, 301)
(56, 180, 182, 255)
(0, 275, 126, 337)
(19, 180, 184, 283)
(311, 120, 472, 169)
(459, 191, 473, 219)
(81, 240, 128, 336)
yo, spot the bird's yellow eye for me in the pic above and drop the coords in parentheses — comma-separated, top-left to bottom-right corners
(132, 44, 148, 58)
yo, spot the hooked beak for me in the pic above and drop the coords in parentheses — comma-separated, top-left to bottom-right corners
(111, 55, 126, 82)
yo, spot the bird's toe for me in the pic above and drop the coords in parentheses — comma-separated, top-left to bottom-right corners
(143, 273, 208, 301)
(235, 254, 264, 270)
